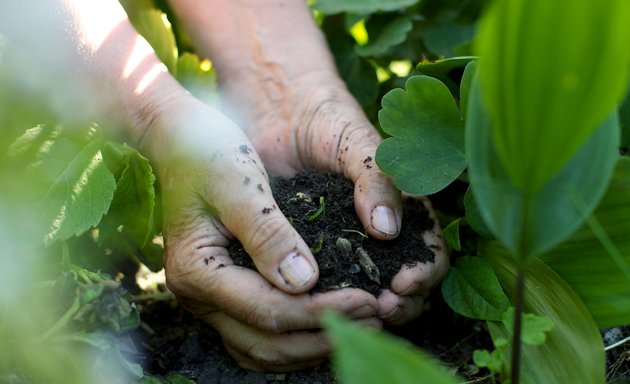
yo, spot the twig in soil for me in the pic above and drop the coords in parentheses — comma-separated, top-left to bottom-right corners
(605, 336, 630, 351)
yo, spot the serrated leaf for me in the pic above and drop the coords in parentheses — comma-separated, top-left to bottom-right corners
(442, 256, 510, 321)
(476, 0, 630, 192)
(501, 307, 555, 346)
(131, 9, 178, 73)
(481, 241, 605, 384)
(356, 16, 413, 57)
(312, 0, 420, 15)
(472, 349, 503, 373)
(323, 312, 460, 384)
(541, 158, 630, 327)
(376, 76, 466, 195)
(99, 143, 155, 248)
(466, 79, 619, 258)
(10, 125, 116, 245)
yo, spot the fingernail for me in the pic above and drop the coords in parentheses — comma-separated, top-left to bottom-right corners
(371, 206, 398, 236)
(279, 252, 315, 288)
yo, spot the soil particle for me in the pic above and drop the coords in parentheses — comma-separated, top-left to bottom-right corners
(239, 144, 252, 154)
(257, 184, 264, 193)
(244, 176, 251, 185)
(230, 171, 435, 295)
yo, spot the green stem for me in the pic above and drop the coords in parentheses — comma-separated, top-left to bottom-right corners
(510, 262, 525, 384)
(40, 297, 81, 340)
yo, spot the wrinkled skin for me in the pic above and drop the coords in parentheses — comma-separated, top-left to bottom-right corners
(3, 0, 449, 373)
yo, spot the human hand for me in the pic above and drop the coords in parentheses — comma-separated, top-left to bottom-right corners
(145, 97, 381, 371)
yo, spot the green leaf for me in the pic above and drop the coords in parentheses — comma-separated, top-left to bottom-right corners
(312, 0, 420, 15)
(541, 158, 630, 327)
(356, 15, 413, 57)
(442, 218, 462, 251)
(501, 307, 555, 346)
(472, 349, 503, 374)
(10, 125, 116, 245)
(441, 256, 510, 321)
(323, 312, 459, 384)
(423, 23, 476, 58)
(463, 187, 491, 238)
(131, 9, 178, 73)
(481, 241, 605, 384)
(459, 60, 477, 120)
(376, 76, 466, 195)
(99, 143, 155, 248)
(176, 52, 217, 106)
(466, 79, 620, 258)
(416, 56, 476, 95)
(620, 79, 630, 152)
(324, 17, 379, 107)
(475, 0, 630, 192)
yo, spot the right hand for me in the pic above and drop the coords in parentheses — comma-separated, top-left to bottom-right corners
(145, 96, 381, 371)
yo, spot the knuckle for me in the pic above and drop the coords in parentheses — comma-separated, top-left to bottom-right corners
(244, 214, 295, 256)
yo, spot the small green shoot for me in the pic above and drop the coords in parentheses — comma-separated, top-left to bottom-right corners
(310, 232, 324, 253)
(307, 196, 326, 222)
(341, 228, 368, 239)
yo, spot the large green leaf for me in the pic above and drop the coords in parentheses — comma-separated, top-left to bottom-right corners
(9, 125, 116, 245)
(466, 79, 619, 258)
(541, 158, 630, 327)
(99, 143, 155, 248)
(312, 0, 420, 15)
(442, 256, 510, 321)
(481, 241, 605, 384)
(323, 312, 459, 384)
(376, 76, 466, 195)
(475, 0, 630, 192)
(355, 15, 413, 57)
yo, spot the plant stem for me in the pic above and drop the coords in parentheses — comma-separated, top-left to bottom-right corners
(511, 264, 526, 384)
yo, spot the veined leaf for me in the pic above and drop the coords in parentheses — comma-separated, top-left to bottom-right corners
(541, 158, 630, 327)
(481, 241, 605, 384)
(99, 143, 155, 248)
(10, 125, 116, 245)
(442, 256, 510, 321)
(466, 79, 619, 258)
(355, 15, 413, 57)
(475, 0, 630, 192)
(323, 312, 459, 384)
(312, 0, 420, 15)
(376, 76, 466, 195)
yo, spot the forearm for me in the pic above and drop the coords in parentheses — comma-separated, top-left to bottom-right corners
(167, 0, 338, 84)
(0, 0, 187, 146)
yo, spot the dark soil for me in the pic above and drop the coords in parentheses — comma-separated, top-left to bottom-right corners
(229, 171, 436, 295)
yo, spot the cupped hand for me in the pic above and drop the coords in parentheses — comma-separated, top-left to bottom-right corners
(219, 70, 449, 326)
(145, 97, 381, 371)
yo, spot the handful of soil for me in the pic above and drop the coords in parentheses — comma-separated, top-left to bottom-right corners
(229, 171, 436, 295)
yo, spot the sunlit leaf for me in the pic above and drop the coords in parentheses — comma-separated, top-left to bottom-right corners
(10, 125, 116, 245)
(541, 158, 630, 327)
(442, 256, 510, 321)
(476, 0, 630, 192)
(376, 76, 466, 195)
(356, 15, 413, 57)
(323, 312, 459, 384)
(176, 53, 217, 106)
(481, 241, 605, 384)
(312, 0, 420, 15)
(466, 79, 619, 258)
(130, 9, 178, 73)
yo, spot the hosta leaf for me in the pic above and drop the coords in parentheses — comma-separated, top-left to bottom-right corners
(476, 0, 630, 192)
(442, 256, 510, 321)
(481, 241, 605, 384)
(99, 143, 155, 248)
(10, 125, 116, 245)
(312, 0, 420, 15)
(130, 9, 178, 73)
(466, 79, 619, 258)
(323, 312, 459, 384)
(376, 76, 466, 195)
(541, 158, 630, 327)
(356, 15, 413, 57)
